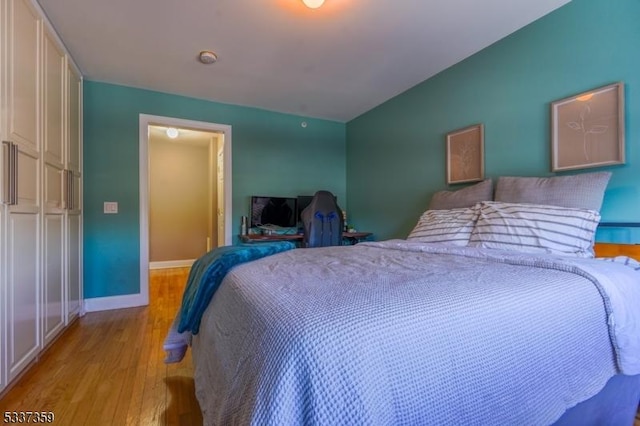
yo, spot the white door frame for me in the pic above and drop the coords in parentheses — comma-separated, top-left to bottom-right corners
(139, 114, 232, 306)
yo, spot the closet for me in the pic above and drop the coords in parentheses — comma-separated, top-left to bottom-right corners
(0, 0, 83, 392)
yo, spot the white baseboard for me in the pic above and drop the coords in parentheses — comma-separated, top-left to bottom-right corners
(149, 259, 195, 270)
(84, 293, 148, 312)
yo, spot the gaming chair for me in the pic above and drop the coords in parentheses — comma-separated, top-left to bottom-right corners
(301, 190, 344, 248)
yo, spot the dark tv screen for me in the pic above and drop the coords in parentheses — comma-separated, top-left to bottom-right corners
(296, 195, 314, 224)
(250, 196, 297, 228)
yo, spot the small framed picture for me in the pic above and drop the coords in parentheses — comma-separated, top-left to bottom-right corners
(551, 82, 625, 172)
(446, 123, 484, 184)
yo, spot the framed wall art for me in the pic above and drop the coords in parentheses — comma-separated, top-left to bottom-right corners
(551, 82, 625, 172)
(446, 123, 484, 184)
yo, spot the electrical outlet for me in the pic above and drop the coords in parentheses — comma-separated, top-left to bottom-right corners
(104, 202, 118, 214)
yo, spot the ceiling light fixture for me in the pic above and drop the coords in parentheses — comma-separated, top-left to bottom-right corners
(166, 127, 179, 139)
(198, 50, 218, 65)
(302, 0, 325, 9)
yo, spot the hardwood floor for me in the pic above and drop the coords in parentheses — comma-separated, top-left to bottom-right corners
(0, 267, 202, 426)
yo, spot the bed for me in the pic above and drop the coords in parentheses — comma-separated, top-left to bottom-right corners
(168, 173, 640, 425)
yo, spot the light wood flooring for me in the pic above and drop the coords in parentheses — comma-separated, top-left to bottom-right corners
(0, 267, 202, 425)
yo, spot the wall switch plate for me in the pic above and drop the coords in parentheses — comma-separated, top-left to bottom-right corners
(104, 202, 118, 214)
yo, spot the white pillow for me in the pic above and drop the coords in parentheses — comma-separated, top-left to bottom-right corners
(407, 207, 478, 246)
(468, 201, 600, 257)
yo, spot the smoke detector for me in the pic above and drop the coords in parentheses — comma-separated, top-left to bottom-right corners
(198, 50, 218, 65)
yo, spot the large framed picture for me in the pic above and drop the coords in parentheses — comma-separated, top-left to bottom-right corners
(446, 123, 484, 184)
(551, 82, 625, 172)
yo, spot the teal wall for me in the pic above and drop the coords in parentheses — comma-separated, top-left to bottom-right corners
(85, 0, 640, 298)
(346, 0, 640, 243)
(84, 82, 346, 298)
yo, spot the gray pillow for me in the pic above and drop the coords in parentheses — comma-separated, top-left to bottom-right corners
(494, 172, 611, 212)
(428, 179, 493, 210)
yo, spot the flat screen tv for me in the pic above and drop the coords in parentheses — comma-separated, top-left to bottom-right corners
(250, 196, 297, 228)
(296, 195, 314, 225)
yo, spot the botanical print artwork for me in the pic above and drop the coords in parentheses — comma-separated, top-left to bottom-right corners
(565, 97, 610, 162)
(557, 91, 618, 167)
(450, 138, 479, 182)
(552, 82, 624, 172)
(447, 124, 484, 184)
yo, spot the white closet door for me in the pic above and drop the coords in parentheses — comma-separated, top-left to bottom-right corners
(67, 214, 81, 318)
(5, 0, 42, 381)
(66, 66, 82, 320)
(43, 215, 63, 345)
(0, 0, 5, 395)
(42, 27, 65, 346)
(0, 165, 5, 393)
(67, 67, 81, 174)
(6, 213, 40, 381)
(7, 0, 39, 151)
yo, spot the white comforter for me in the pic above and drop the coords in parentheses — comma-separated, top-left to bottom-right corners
(191, 241, 640, 425)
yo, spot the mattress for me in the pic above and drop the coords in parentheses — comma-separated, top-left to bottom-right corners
(190, 241, 640, 425)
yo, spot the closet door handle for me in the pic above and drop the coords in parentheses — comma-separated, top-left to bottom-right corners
(2, 141, 11, 204)
(62, 169, 68, 209)
(69, 170, 74, 211)
(2, 141, 17, 205)
(11, 143, 18, 205)
(64, 169, 72, 210)
(63, 169, 71, 210)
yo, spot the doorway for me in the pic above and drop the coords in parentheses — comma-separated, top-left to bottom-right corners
(148, 126, 218, 268)
(139, 114, 232, 306)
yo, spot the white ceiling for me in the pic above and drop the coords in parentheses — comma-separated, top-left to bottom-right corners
(37, 0, 571, 122)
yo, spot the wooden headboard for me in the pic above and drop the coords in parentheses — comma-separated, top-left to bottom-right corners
(594, 243, 640, 261)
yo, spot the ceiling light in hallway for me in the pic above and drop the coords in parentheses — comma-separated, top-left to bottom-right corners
(302, 0, 325, 9)
(166, 128, 179, 139)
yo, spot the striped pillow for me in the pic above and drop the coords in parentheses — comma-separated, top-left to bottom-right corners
(468, 201, 600, 257)
(407, 207, 478, 246)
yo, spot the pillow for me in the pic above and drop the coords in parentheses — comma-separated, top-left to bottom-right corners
(494, 172, 611, 212)
(428, 179, 493, 210)
(407, 207, 478, 246)
(468, 201, 601, 257)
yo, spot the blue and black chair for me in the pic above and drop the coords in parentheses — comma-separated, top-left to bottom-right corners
(301, 190, 344, 248)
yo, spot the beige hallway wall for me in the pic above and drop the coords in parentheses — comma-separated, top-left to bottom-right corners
(149, 134, 210, 262)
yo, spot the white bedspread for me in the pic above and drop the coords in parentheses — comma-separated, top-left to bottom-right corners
(191, 241, 640, 425)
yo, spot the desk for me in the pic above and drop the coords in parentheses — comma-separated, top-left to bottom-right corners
(240, 232, 372, 245)
(341, 232, 373, 245)
(240, 234, 303, 243)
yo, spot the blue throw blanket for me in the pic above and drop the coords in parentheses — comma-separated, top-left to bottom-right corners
(178, 241, 295, 334)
